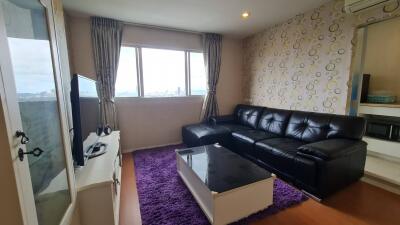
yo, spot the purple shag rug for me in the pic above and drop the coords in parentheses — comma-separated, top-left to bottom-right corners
(133, 144, 308, 225)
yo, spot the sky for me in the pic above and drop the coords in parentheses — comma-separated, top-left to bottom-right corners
(8, 37, 56, 96)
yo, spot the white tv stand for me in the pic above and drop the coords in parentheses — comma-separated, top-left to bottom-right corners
(74, 131, 121, 225)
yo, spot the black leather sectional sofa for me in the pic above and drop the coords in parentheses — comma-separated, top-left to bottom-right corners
(182, 104, 367, 199)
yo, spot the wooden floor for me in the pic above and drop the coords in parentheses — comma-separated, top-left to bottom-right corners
(120, 153, 400, 225)
(119, 153, 141, 225)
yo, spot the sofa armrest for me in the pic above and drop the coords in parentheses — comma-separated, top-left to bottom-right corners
(209, 115, 235, 125)
(297, 139, 367, 160)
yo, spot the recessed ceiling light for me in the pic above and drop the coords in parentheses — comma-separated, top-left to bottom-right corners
(241, 11, 250, 19)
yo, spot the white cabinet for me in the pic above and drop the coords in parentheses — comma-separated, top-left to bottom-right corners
(74, 131, 122, 225)
(356, 103, 400, 194)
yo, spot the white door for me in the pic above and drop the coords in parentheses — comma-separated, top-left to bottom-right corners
(0, 0, 75, 225)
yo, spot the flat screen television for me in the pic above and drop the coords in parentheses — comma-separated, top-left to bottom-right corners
(70, 74, 100, 166)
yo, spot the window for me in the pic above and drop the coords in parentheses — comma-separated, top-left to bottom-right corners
(115, 46, 207, 97)
(142, 48, 186, 97)
(189, 52, 207, 95)
(116, 47, 138, 97)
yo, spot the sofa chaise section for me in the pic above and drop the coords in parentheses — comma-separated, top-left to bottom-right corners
(182, 104, 264, 147)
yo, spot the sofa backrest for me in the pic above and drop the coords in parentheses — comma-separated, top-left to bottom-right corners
(285, 111, 366, 142)
(233, 104, 264, 129)
(327, 115, 366, 140)
(257, 108, 292, 136)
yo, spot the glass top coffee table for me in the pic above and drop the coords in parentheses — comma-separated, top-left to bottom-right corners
(176, 144, 274, 225)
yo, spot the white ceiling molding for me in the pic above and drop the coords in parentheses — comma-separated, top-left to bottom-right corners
(63, 0, 330, 38)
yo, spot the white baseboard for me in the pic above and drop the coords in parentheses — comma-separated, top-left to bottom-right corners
(361, 175, 400, 195)
(122, 142, 183, 154)
(367, 150, 400, 164)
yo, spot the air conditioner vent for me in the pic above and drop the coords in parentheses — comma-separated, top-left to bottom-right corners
(344, 0, 396, 13)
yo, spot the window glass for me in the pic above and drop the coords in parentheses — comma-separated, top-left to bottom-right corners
(78, 76, 98, 97)
(115, 47, 207, 98)
(142, 48, 186, 97)
(116, 46, 138, 97)
(189, 52, 207, 95)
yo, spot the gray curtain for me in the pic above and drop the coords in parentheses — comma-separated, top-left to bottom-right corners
(91, 17, 123, 130)
(201, 33, 222, 121)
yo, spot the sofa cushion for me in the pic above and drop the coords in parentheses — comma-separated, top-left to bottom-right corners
(285, 111, 366, 142)
(218, 123, 252, 132)
(297, 139, 367, 160)
(327, 116, 366, 140)
(285, 111, 331, 142)
(209, 115, 235, 125)
(258, 108, 292, 136)
(182, 123, 231, 147)
(232, 130, 278, 145)
(255, 138, 306, 175)
(233, 104, 264, 129)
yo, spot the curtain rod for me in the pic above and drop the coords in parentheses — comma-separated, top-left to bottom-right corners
(122, 21, 204, 35)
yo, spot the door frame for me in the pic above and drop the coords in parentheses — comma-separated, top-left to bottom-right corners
(0, 0, 76, 224)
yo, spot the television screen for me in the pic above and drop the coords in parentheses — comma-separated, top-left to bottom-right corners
(70, 74, 100, 166)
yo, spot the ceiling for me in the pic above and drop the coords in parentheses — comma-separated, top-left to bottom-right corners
(63, 0, 330, 38)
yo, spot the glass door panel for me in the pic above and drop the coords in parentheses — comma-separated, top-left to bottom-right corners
(1, 0, 71, 224)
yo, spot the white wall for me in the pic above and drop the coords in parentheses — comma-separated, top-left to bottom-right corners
(66, 15, 243, 152)
(122, 25, 202, 50)
(116, 97, 203, 150)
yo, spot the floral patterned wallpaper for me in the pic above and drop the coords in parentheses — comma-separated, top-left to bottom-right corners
(243, 0, 400, 114)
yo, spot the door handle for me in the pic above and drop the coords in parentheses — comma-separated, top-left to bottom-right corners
(15, 130, 29, 144)
(18, 147, 44, 162)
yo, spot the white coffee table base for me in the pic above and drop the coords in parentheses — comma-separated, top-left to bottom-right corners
(176, 154, 274, 225)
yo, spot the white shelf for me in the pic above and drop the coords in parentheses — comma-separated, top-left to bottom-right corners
(358, 104, 400, 117)
(360, 103, 400, 108)
(365, 155, 400, 187)
(363, 136, 400, 159)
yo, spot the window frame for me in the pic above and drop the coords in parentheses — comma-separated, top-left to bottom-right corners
(187, 50, 207, 96)
(116, 44, 205, 98)
(115, 45, 140, 97)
